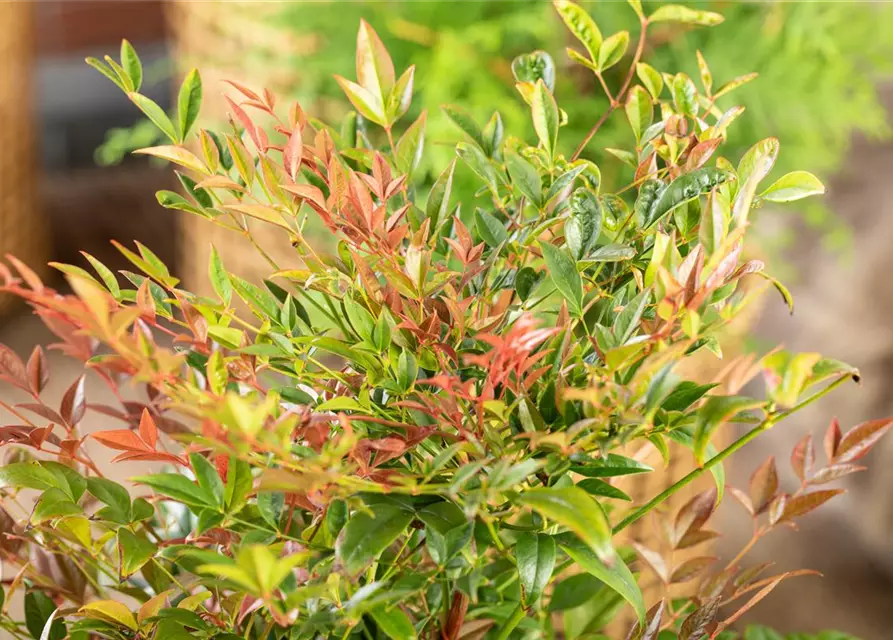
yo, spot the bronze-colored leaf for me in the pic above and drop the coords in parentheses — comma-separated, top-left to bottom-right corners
(808, 463, 866, 485)
(632, 542, 668, 583)
(60, 375, 87, 426)
(0, 343, 28, 390)
(26, 346, 49, 395)
(748, 456, 778, 514)
(727, 487, 754, 517)
(625, 599, 665, 640)
(767, 494, 787, 526)
(790, 433, 814, 483)
(673, 488, 716, 546)
(677, 529, 720, 550)
(717, 575, 785, 634)
(679, 597, 719, 640)
(779, 489, 843, 522)
(670, 556, 717, 584)
(835, 418, 893, 464)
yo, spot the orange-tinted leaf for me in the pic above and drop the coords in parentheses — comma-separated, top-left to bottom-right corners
(138, 409, 157, 449)
(779, 489, 843, 522)
(718, 575, 785, 633)
(824, 417, 842, 461)
(728, 486, 754, 517)
(670, 556, 717, 584)
(835, 418, 893, 463)
(225, 96, 268, 152)
(790, 433, 814, 483)
(748, 456, 778, 514)
(92, 429, 150, 452)
(6, 255, 45, 292)
(283, 126, 304, 181)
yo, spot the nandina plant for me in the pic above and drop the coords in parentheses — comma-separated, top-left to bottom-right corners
(0, 2, 887, 640)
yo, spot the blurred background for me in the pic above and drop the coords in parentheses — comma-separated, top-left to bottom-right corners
(2, 0, 893, 636)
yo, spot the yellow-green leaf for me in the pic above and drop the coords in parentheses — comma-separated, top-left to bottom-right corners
(649, 4, 724, 26)
(80, 601, 138, 631)
(134, 145, 206, 174)
(760, 171, 825, 203)
(554, 0, 603, 61)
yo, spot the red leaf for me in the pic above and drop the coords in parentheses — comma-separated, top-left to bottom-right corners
(60, 376, 86, 426)
(625, 600, 664, 640)
(26, 346, 49, 395)
(91, 429, 150, 452)
(824, 417, 842, 461)
(780, 489, 843, 522)
(670, 556, 717, 584)
(111, 451, 186, 466)
(749, 456, 778, 514)
(835, 418, 893, 463)
(17, 403, 65, 425)
(138, 409, 158, 449)
(790, 433, 814, 484)
(226, 96, 268, 152)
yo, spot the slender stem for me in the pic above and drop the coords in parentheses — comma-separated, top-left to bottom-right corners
(495, 603, 527, 640)
(613, 373, 855, 533)
(571, 17, 649, 161)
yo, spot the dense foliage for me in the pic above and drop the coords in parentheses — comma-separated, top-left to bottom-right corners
(2, 2, 890, 640)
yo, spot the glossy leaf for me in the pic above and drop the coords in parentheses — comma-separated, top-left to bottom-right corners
(515, 533, 556, 606)
(540, 242, 583, 316)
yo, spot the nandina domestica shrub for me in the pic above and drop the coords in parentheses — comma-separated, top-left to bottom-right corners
(0, 2, 888, 639)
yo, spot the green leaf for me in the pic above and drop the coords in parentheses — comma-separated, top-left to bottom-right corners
(554, 0, 603, 61)
(636, 63, 663, 100)
(576, 478, 632, 501)
(208, 245, 233, 305)
(661, 381, 718, 412)
(760, 171, 825, 203)
(515, 533, 556, 606)
(396, 350, 418, 392)
(335, 76, 386, 126)
(257, 492, 285, 530)
(506, 152, 543, 208)
(570, 453, 652, 477)
(120, 40, 142, 92)
(127, 93, 178, 143)
(177, 69, 203, 142)
(25, 592, 64, 640)
(0, 462, 57, 492)
(426, 159, 456, 232)
(597, 31, 629, 72)
(79, 600, 138, 631)
(456, 142, 498, 195)
(86, 57, 127, 92)
(356, 20, 395, 102)
(368, 605, 416, 640)
(132, 473, 214, 508)
(189, 453, 225, 507)
(532, 80, 559, 160)
(335, 502, 415, 575)
(671, 73, 698, 117)
(644, 167, 733, 228)
(474, 209, 508, 248)
(693, 396, 764, 463)
(482, 111, 504, 157)
(87, 477, 132, 522)
(566, 189, 602, 260)
(82, 252, 121, 297)
(516, 487, 613, 564)
(31, 489, 81, 525)
(559, 535, 645, 624)
(117, 529, 156, 578)
(625, 85, 653, 142)
(512, 51, 556, 92)
(395, 113, 427, 178)
(613, 289, 651, 345)
(442, 104, 486, 151)
(515, 267, 544, 302)
(540, 242, 583, 317)
(548, 573, 604, 611)
(649, 4, 724, 26)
